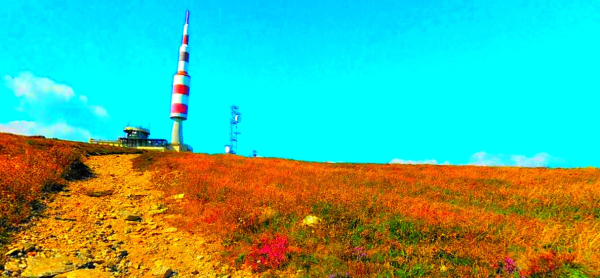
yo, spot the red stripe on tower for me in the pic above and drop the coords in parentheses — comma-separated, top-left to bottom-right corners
(173, 84, 189, 95)
(171, 103, 188, 114)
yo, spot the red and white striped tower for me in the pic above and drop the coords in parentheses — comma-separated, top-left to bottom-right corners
(170, 10, 190, 148)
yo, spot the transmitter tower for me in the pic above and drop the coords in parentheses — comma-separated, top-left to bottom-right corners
(225, 105, 241, 154)
(169, 10, 192, 152)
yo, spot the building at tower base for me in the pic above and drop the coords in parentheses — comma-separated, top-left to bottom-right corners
(90, 126, 169, 152)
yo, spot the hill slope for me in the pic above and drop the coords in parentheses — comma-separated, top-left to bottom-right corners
(1, 133, 599, 277)
(132, 151, 600, 277)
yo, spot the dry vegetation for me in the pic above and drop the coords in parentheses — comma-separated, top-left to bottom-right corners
(133, 152, 600, 277)
(0, 133, 142, 248)
(1, 133, 599, 277)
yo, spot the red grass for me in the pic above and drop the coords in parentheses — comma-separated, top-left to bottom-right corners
(133, 152, 600, 277)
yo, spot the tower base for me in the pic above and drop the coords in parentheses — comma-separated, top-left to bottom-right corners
(167, 143, 192, 152)
(171, 119, 183, 145)
(169, 118, 192, 152)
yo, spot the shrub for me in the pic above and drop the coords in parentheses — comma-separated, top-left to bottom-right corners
(247, 235, 289, 272)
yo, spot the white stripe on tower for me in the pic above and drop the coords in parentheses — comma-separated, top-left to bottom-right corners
(173, 75, 191, 87)
(180, 45, 189, 54)
(171, 93, 189, 105)
(178, 61, 189, 73)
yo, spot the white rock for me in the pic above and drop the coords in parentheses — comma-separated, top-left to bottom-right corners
(302, 215, 321, 226)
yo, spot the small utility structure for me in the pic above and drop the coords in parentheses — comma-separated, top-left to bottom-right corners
(225, 105, 241, 154)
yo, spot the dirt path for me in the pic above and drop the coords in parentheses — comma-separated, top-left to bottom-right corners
(3, 154, 252, 278)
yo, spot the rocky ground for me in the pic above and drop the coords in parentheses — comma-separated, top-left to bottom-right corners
(2, 154, 253, 278)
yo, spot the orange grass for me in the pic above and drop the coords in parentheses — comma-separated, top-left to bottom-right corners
(135, 152, 600, 277)
(0, 133, 141, 246)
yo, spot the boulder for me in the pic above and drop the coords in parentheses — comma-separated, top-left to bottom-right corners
(171, 194, 185, 200)
(148, 208, 168, 216)
(149, 261, 175, 278)
(163, 227, 177, 233)
(22, 242, 36, 252)
(85, 189, 113, 197)
(4, 260, 20, 272)
(125, 214, 142, 221)
(54, 269, 113, 278)
(4, 248, 20, 257)
(21, 257, 75, 278)
(302, 215, 321, 226)
(150, 265, 174, 278)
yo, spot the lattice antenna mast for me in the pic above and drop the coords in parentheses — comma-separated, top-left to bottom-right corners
(225, 105, 241, 154)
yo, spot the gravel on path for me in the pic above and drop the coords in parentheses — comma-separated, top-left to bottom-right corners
(2, 154, 253, 278)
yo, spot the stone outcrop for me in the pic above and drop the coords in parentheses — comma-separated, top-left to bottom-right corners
(54, 269, 113, 278)
(20, 257, 76, 278)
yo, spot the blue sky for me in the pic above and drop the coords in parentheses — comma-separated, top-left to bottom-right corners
(1, 0, 598, 167)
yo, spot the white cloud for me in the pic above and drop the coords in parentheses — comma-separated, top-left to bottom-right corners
(91, 105, 109, 118)
(4, 72, 74, 100)
(1, 72, 110, 141)
(389, 152, 561, 167)
(0, 121, 92, 141)
(390, 158, 450, 165)
(468, 151, 557, 167)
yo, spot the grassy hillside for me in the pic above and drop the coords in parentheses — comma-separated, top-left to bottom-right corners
(134, 152, 600, 277)
(1, 133, 598, 277)
(0, 133, 142, 247)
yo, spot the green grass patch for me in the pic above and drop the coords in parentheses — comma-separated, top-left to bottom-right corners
(388, 218, 424, 244)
